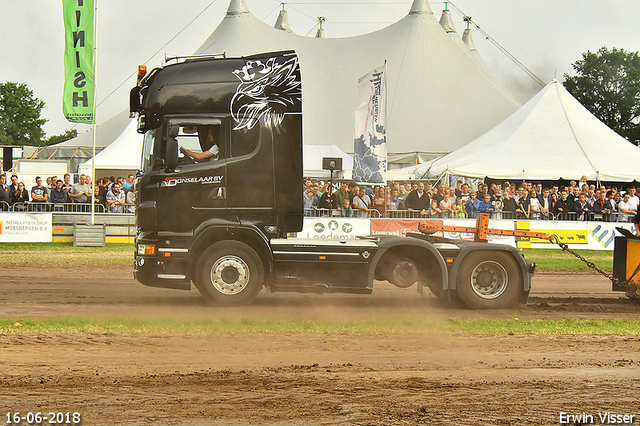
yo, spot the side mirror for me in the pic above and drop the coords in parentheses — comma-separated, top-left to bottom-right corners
(165, 137, 178, 171)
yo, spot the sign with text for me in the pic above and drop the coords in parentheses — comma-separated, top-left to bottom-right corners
(0, 213, 52, 242)
(63, 0, 94, 123)
(370, 219, 424, 237)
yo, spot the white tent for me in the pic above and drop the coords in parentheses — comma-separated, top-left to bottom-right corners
(78, 120, 142, 177)
(24, 110, 131, 173)
(64, 0, 522, 175)
(412, 80, 640, 182)
(196, 0, 520, 156)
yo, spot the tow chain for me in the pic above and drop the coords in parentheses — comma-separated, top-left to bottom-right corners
(547, 234, 624, 288)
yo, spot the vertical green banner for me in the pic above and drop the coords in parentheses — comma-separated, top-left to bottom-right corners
(62, 0, 94, 124)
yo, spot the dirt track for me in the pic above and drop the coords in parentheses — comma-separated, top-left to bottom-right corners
(1, 267, 639, 425)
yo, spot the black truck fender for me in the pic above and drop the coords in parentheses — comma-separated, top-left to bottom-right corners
(188, 221, 274, 282)
(365, 235, 449, 294)
(447, 243, 532, 292)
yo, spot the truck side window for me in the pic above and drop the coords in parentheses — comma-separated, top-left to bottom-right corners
(230, 126, 259, 157)
(170, 120, 225, 163)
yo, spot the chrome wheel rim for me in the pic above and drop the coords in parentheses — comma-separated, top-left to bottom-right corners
(210, 255, 250, 295)
(470, 261, 508, 300)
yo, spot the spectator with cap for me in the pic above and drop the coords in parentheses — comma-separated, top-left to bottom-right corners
(50, 179, 68, 208)
(318, 182, 338, 212)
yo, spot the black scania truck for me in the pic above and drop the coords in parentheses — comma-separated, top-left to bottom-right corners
(129, 50, 534, 309)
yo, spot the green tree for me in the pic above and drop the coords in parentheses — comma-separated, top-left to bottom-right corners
(564, 47, 640, 145)
(0, 81, 47, 146)
(45, 129, 78, 146)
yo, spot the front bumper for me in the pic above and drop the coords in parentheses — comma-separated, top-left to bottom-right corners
(134, 242, 192, 290)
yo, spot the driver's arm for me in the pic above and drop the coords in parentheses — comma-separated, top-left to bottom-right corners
(180, 147, 215, 162)
(180, 143, 218, 162)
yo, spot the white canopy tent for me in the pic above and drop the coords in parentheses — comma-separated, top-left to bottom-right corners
(411, 80, 640, 182)
(24, 110, 131, 173)
(78, 120, 142, 177)
(59, 0, 523, 175)
(196, 0, 520, 156)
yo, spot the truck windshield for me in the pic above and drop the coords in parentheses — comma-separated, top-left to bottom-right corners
(141, 128, 158, 174)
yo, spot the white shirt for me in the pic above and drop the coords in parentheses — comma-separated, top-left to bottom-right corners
(208, 144, 219, 160)
(529, 198, 540, 212)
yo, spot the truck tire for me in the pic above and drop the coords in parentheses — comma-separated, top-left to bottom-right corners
(456, 251, 522, 309)
(195, 241, 264, 305)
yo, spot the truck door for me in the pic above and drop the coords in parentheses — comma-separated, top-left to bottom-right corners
(166, 117, 227, 210)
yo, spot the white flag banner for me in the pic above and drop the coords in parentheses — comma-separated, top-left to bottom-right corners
(353, 63, 387, 184)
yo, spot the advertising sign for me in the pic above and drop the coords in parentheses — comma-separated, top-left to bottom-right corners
(62, 0, 95, 123)
(0, 213, 52, 242)
(352, 64, 387, 184)
(370, 219, 425, 237)
(299, 218, 370, 239)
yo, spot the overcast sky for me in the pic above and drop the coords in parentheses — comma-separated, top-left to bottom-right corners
(2, 0, 640, 139)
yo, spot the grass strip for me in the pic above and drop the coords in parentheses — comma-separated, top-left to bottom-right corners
(0, 243, 133, 267)
(520, 248, 612, 272)
(1, 318, 638, 336)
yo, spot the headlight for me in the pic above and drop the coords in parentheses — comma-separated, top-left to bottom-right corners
(137, 244, 156, 256)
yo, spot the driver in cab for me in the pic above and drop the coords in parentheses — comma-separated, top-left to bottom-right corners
(179, 126, 219, 162)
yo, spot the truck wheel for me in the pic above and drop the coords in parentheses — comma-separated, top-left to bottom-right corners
(195, 241, 264, 304)
(456, 251, 522, 309)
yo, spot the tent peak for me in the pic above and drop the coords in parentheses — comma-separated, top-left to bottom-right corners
(439, 9, 456, 33)
(461, 28, 476, 51)
(227, 0, 249, 15)
(274, 9, 292, 32)
(315, 16, 325, 38)
(409, 0, 433, 15)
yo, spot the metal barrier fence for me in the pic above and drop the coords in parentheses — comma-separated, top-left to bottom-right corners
(304, 209, 636, 222)
(0, 203, 633, 222)
(4, 202, 135, 214)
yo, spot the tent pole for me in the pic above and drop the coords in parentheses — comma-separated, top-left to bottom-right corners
(90, 0, 98, 226)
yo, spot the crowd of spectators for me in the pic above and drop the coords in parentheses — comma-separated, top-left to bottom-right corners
(302, 176, 640, 223)
(0, 172, 136, 214)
